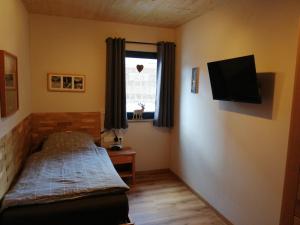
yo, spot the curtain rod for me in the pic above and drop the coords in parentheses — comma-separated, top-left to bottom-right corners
(126, 41, 157, 46)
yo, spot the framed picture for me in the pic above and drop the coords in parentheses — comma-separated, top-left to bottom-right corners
(0, 50, 19, 118)
(47, 73, 85, 92)
(191, 67, 199, 93)
(5, 73, 16, 89)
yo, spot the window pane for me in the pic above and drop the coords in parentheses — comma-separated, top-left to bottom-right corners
(126, 57, 157, 112)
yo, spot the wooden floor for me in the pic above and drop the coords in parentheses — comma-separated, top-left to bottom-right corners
(127, 170, 227, 225)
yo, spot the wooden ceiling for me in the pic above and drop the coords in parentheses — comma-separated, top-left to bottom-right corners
(22, 0, 217, 28)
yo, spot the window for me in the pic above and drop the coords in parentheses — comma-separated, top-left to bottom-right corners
(125, 51, 157, 119)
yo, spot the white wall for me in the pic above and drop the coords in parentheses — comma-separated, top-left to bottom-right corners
(30, 15, 174, 171)
(122, 121, 170, 171)
(0, 0, 31, 138)
(171, 0, 300, 225)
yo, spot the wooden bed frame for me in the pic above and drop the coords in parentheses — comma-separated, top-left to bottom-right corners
(1, 112, 133, 225)
(31, 112, 101, 148)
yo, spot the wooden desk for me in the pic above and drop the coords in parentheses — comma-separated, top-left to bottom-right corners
(108, 147, 136, 185)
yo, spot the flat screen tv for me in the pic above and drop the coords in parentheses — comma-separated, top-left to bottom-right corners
(207, 55, 261, 104)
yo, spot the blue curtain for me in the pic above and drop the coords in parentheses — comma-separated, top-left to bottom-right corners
(153, 42, 176, 128)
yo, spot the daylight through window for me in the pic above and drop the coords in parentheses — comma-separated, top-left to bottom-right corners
(125, 52, 157, 118)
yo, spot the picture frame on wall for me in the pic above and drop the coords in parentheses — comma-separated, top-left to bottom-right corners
(0, 50, 19, 118)
(5, 74, 16, 90)
(47, 73, 85, 92)
(191, 67, 199, 94)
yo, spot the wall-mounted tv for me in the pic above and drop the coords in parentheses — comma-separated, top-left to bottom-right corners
(207, 55, 261, 104)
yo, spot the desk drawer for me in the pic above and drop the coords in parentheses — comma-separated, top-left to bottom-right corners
(111, 155, 133, 165)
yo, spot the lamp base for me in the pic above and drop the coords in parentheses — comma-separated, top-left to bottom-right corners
(109, 143, 122, 151)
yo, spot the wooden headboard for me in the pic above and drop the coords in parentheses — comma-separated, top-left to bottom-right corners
(31, 112, 101, 147)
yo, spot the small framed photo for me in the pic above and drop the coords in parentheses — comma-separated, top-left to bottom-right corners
(47, 73, 85, 92)
(5, 73, 16, 90)
(191, 67, 199, 93)
(74, 77, 84, 90)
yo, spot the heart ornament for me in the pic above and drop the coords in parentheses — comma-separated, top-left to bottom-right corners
(136, 64, 144, 73)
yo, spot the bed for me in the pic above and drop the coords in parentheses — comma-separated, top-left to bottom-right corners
(0, 112, 131, 225)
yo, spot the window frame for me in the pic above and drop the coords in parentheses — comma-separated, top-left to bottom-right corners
(125, 50, 157, 120)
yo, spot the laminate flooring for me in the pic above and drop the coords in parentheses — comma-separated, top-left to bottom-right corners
(127, 170, 228, 225)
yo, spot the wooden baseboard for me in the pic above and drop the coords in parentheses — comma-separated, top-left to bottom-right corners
(170, 170, 234, 225)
